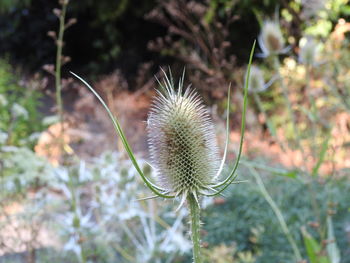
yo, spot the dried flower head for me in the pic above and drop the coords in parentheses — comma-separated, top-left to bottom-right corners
(246, 66, 277, 93)
(248, 66, 265, 93)
(147, 73, 220, 199)
(299, 38, 318, 66)
(259, 20, 287, 57)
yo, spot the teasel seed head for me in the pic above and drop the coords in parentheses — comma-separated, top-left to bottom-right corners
(259, 20, 285, 56)
(147, 73, 220, 199)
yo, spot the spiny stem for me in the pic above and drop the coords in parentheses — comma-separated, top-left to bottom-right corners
(187, 193, 202, 263)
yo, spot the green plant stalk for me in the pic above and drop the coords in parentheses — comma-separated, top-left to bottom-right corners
(305, 65, 318, 159)
(249, 167, 302, 262)
(5, 114, 15, 145)
(252, 91, 290, 153)
(273, 56, 302, 151)
(79, 229, 87, 263)
(305, 66, 317, 118)
(253, 91, 276, 137)
(112, 243, 135, 262)
(187, 193, 202, 263)
(303, 67, 325, 239)
(331, 61, 350, 113)
(55, 2, 67, 142)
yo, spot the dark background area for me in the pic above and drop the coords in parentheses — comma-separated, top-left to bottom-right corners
(0, 0, 281, 81)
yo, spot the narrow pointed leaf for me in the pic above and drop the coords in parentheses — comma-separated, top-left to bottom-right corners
(327, 216, 341, 263)
(215, 84, 231, 179)
(213, 40, 256, 191)
(302, 227, 330, 263)
(71, 72, 174, 198)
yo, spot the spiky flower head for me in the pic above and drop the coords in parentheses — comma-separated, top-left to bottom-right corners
(259, 20, 285, 56)
(248, 66, 265, 93)
(147, 74, 219, 199)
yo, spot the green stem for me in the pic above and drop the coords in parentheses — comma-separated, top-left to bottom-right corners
(187, 193, 202, 263)
(80, 242, 87, 263)
(303, 67, 324, 235)
(55, 1, 67, 148)
(249, 167, 303, 262)
(253, 90, 289, 153)
(305, 66, 318, 158)
(68, 175, 86, 263)
(273, 56, 302, 151)
(253, 92, 273, 135)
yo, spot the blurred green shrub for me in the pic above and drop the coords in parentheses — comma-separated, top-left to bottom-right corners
(202, 169, 350, 263)
(0, 58, 44, 148)
(0, 0, 31, 13)
(0, 0, 161, 75)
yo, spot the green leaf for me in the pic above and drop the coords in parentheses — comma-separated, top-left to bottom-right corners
(340, 5, 350, 15)
(312, 133, 331, 177)
(241, 160, 298, 179)
(212, 40, 256, 193)
(71, 72, 174, 199)
(266, 120, 277, 137)
(327, 216, 341, 263)
(301, 227, 330, 263)
(280, 170, 298, 179)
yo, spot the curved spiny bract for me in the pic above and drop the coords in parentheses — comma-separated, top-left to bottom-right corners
(147, 79, 220, 200)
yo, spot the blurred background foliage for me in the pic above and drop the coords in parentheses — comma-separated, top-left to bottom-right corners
(0, 0, 280, 77)
(0, 58, 45, 148)
(0, 0, 349, 94)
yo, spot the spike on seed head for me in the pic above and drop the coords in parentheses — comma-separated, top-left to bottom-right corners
(147, 72, 220, 198)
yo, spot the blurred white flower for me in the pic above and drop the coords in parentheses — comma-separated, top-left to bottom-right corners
(11, 103, 29, 119)
(63, 235, 82, 256)
(42, 115, 60, 126)
(0, 131, 8, 144)
(0, 94, 7, 106)
(1, 146, 55, 193)
(248, 66, 265, 93)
